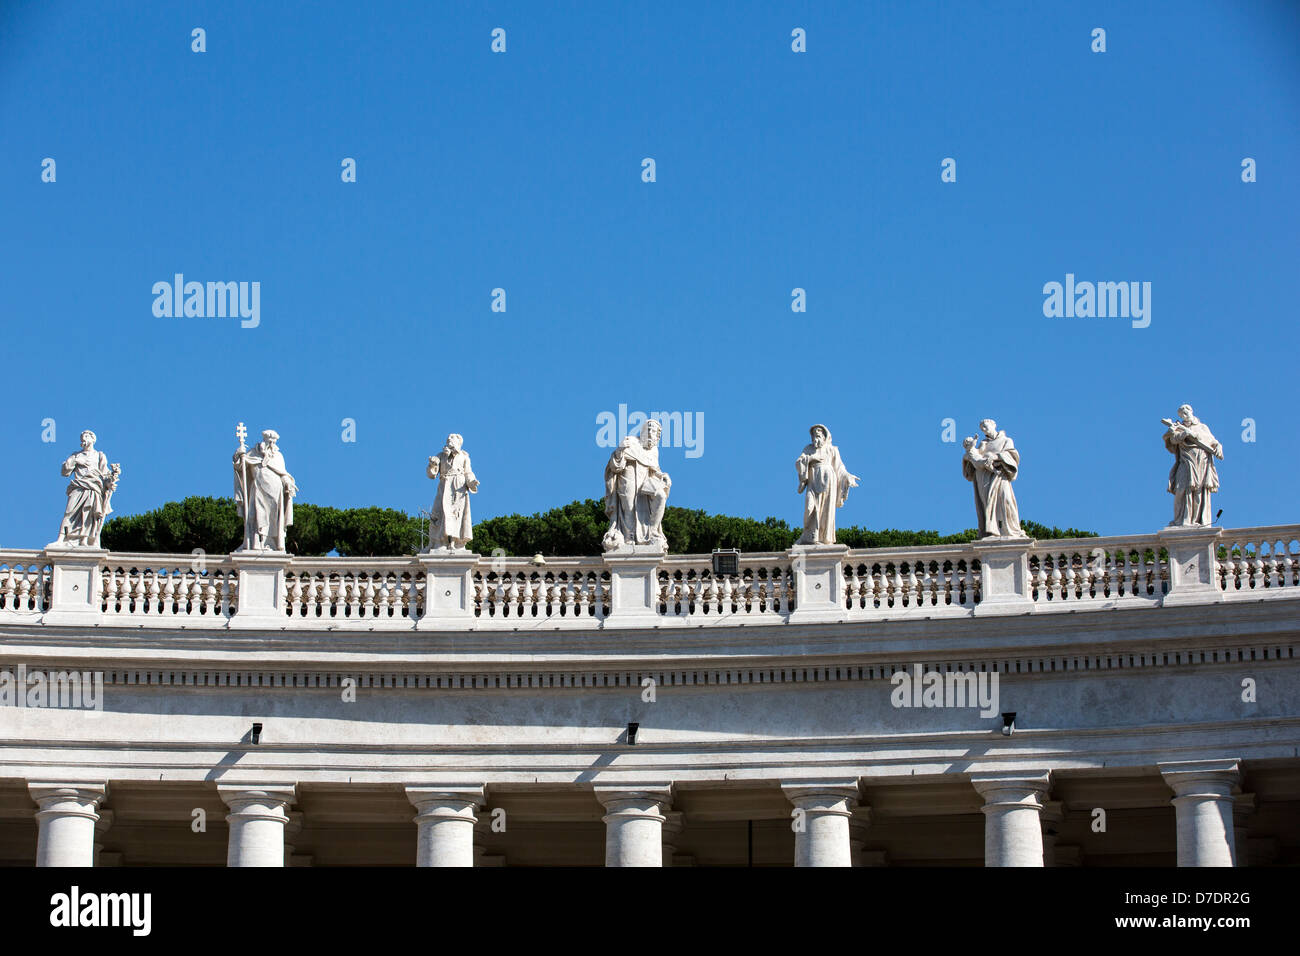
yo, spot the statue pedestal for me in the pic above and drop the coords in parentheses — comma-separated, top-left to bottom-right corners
(229, 551, 292, 628)
(42, 547, 106, 625)
(787, 544, 848, 624)
(603, 547, 665, 626)
(416, 550, 478, 628)
(1158, 525, 1224, 607)
(972, 537, 1034, 616)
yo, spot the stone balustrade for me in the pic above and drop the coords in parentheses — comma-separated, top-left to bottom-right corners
(1, 523, 1296, 630)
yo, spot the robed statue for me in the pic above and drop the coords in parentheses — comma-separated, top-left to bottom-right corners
(795, 424, 858, 545)
(52, 429, 121, 548)
(603, 419, 671, 552)
(1162, 404, 1223, 527)
(232, 424, 297, 552)
(962, 419, 1027, 538)
(426, 433, 479, 550)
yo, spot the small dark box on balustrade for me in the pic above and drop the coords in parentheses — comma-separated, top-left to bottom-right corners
(711, 549, 740, 576)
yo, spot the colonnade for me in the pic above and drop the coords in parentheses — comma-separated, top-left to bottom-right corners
(25, 760, 1248, 867)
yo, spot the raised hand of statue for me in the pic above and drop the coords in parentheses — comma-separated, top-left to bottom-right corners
(847, 473, 861, 488)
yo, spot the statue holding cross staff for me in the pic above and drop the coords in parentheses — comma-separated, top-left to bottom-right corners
(232, 423, 298, 551)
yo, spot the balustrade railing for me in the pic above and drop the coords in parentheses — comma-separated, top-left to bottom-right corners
(1216, 527, 1300, 596)
(285, 558, 424, 622)
(843, 547, 980, 615)
(471, 557, 608, 623)
(0, 551, 51, 614)
(658, 553, 794, 618)
(1027, 536, 1167, 606)
(3, 524, 1295, 630)
(100, 555, 238, 620)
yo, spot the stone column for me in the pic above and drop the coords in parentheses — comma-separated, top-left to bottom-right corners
(1159, 760, 1239, 867)
(1232, 793, 1256, 868)
(406, 785, 486, 867)
(595, 785, 672, 867)
(218, 785, 296, 867)
(29, 783, 107, 867)
(782, 781, 859, 867)
(971, 771, 1051, 867)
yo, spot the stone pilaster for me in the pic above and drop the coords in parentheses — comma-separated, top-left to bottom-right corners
(782, 780, 859, 867)
(1040, 800, 1064, 867)
(661, 810, 684, 867)
(848, 806, 873, 867)
(406, 785, 486, 867)
(595, 784, 672, 867)
(1159, 760, 1239, 867)
(29, 782, 107, 867)
(972, 771, 1051, 867)
(93, 808, 114, 867)
(218, 784, 296, 867)
(1232, 793, 1256, 868)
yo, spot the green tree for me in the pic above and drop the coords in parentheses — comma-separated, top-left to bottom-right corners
(103, 496, 1096, 557)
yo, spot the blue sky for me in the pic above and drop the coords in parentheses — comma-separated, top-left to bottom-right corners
(2, 0, 1297, 549)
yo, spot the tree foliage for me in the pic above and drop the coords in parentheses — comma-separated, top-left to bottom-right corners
(102, 496, 1096, 557)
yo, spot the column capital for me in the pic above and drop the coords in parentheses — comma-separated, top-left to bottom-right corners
(970, 770, 1051, 808)
(217, 784, 296, 818)
(29, 782, 108, 820)
(594, 783, 673, 811)
(1158, 760, 1240, 797)
(781, 779, 861, 811)
(405, 784, 487, 808)
(406, 785, 487, 825)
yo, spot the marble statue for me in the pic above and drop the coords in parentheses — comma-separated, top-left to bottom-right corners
(795, 424, 859, 545)
(52, 430, 120, 548)
(963, 419, 1027, 538)
(603, 419, 671, 552)
(232, 424, 297, 551)
(426, 433, 479, 550)
(1163, 405, 1223, 527)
